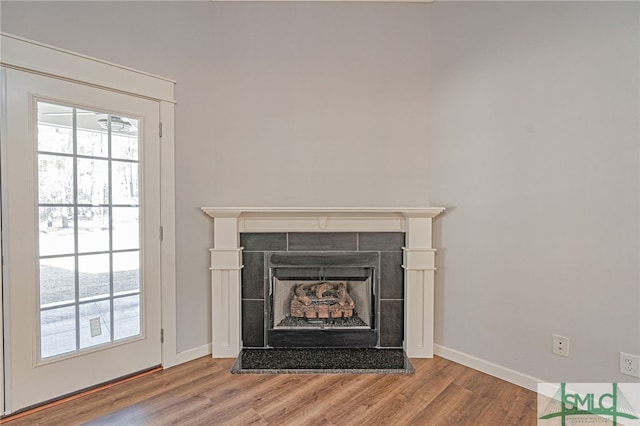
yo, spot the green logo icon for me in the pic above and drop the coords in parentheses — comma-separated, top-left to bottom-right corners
(540, 383, 639, 426)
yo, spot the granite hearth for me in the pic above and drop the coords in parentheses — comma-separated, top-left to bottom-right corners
(231, 348, 414, 374)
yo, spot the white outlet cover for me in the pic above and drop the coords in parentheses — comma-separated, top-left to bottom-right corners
(552, 334, 569, 357)
(620, 352, 640, 378)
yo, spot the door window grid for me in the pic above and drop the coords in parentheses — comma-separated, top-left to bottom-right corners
(36, 102, 141, 359)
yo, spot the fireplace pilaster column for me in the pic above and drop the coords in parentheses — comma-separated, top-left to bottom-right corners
(403, 215, 438, 358)
(209, 213, 243, 357)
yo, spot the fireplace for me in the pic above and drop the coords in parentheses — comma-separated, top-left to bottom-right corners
(202, 207, 444, 358)
(240, 233, 405, 349)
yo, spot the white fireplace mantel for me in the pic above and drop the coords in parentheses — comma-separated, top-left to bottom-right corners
(202, 206, 444, 358)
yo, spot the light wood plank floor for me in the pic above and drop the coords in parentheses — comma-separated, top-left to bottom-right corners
(3, 356, 537, 425)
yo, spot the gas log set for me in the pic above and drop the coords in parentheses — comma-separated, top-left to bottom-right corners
(274, 280, 369, 329)
(290, 281, 355, 320)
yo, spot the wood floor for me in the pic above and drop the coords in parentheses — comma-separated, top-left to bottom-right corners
(3, 356, 537, 426)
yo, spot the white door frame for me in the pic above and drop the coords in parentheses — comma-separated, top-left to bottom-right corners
(1, 66, 7, 416)
(0, 33, 178, 416)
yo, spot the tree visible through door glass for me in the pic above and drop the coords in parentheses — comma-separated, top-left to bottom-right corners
(37, 101, 142, 359)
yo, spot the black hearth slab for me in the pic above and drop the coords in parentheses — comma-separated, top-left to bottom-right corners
(231, 348, 414, 374)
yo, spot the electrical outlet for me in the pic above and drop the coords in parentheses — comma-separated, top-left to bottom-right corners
(552, 334, 569, 357)
(620, 352, 640, 378)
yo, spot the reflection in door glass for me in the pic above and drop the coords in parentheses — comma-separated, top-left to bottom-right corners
(37, 101, 142, 359)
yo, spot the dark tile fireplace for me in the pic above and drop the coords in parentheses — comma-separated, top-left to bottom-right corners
(203, 207, 443, 359)
(240, 232, 405, 349)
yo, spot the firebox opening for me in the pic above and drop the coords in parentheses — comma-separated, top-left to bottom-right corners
(272, 278, 373, 330)
(266, 251, 380, 348)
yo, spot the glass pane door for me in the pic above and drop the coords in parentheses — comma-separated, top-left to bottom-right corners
(5, 67, 161, 412)
(37, 101, 141, 360)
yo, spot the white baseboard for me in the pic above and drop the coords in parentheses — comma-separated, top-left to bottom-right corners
(434, 344, 542, 392)
(172, 343, 212, 366)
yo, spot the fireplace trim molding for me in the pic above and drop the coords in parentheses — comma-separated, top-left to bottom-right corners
(202, 207, 444, 358)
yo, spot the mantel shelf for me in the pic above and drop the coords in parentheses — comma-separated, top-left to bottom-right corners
(201, 206, 445, 219)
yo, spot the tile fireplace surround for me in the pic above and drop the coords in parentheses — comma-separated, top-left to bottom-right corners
(202, 207, 444, 358)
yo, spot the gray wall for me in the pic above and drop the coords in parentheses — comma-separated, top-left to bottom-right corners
(428, 2, 639, 383)
(1, 1, 638, 383)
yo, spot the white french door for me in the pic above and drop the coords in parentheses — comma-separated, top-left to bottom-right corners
(2, 67, 162, 412)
